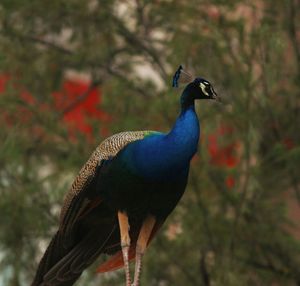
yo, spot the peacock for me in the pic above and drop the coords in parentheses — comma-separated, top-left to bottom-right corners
(32, 65, 219, 286)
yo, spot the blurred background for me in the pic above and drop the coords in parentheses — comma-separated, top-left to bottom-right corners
(0, 0, 299, 285)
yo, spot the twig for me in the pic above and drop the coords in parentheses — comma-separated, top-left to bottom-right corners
(200, 250, 211, 286)
(287, 0, 300, 75)
(106, 67, 152, 97)
(156, 238, 200, 285)
(113, 15, 168, 81)
(0, 29, 73, 55)
(189, 170, 216, 251)
(59, 80, 101, 116)
(229, 71, 253, 254)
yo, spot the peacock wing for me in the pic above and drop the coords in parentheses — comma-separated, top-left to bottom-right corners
(59, 131, 153, 242)
(32, 131, 154, 286)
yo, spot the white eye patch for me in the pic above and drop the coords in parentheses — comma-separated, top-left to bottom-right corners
(200, 82, 210, 96)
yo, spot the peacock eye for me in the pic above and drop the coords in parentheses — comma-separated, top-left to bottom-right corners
(199, 82, 210, 96)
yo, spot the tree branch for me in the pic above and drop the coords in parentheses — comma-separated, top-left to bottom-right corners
(59, 80, 101, 116)
(113, 15, 168, 81)
(0, 29, 73, 55)
(287, 0, 300, 75)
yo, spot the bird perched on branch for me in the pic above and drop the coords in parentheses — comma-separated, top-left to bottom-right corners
(32, 66, 219, 286)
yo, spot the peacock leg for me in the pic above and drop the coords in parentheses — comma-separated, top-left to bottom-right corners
(132, 215, 156, 286)
(118, 211, 132, 286)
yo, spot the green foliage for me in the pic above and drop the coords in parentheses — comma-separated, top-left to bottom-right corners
(0, 0, 299, 285)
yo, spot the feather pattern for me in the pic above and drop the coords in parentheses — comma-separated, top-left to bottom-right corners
(61, 131, 151, 220)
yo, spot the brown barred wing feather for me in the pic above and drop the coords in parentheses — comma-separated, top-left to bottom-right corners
(59, 131, 150, 236)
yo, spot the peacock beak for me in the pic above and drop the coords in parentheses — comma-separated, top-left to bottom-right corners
(212, 89, 221, 103)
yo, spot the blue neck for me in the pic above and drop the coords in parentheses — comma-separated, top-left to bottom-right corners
(166, 104, 200, 162)
(166, 91, 199, 162)
(126, 96, 200, 179)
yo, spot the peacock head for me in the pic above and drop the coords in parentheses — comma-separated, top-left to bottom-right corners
(172, 65, 220, 102)
(188, 77, 218, 100)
